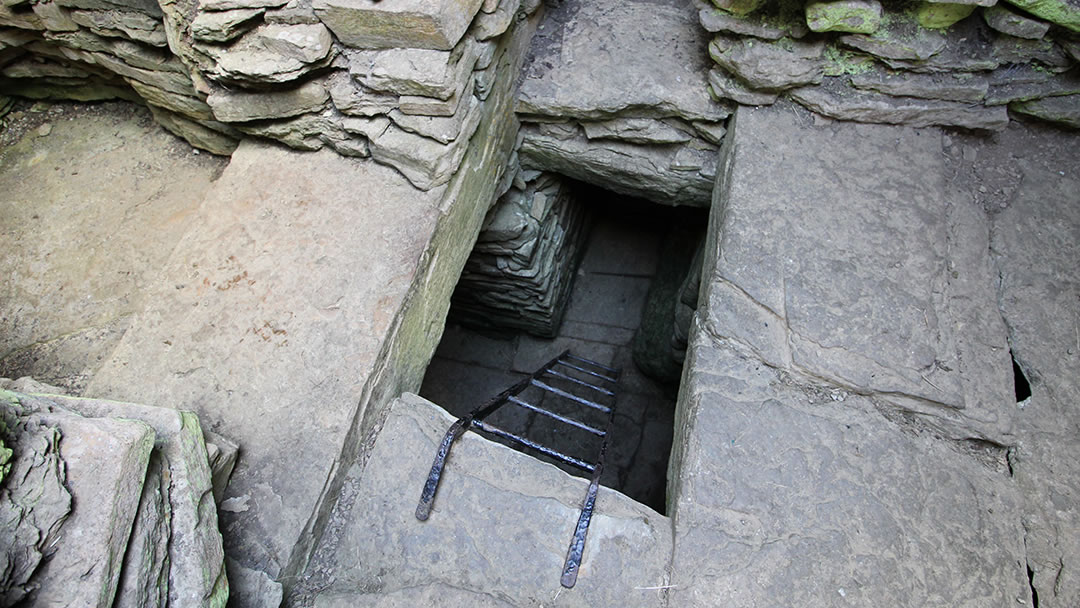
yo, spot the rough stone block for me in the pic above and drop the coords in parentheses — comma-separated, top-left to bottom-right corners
(916, 1, 978, 28)
(707, 66, 780, 105)
(708, 35, 825, 92)
(199, 23, 335, 84)
(1003, 0, 1080, 31)
(148, 105, 240, 155)
(191, 7, 263, 42)
(207, 79, 328, 121)
(849, 67, 989, 102)
(312, 0, 484, 50)
(348, 36, 478, 100)
(70, 9, 168, 46)
(1010, 93, 1080, 127)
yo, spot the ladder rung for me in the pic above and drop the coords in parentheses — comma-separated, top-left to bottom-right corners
(544, 369, 615, 396)
(554, 360, 617, 383)
(562, 352, 619, 374)
(530, 379, 611, 413)
(507, 396, 606, 436)
(471, 420, 596, 472)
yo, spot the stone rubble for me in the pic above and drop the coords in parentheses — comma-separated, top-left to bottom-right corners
(0, 380, 233, 607)
(449, 171, 591, 338)
(695, 0, 1080, 130)
(0, 0, 543, 191)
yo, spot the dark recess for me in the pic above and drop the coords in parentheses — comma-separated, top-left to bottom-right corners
(1012, 352, 1031, 402)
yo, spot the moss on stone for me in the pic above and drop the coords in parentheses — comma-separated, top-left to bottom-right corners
(710, 0, 767, 17)
(823, 44, 877, 75)
(916, 1, 976, 28)
(1003, 0, 1080, 32)
(806, 1, 884, 34)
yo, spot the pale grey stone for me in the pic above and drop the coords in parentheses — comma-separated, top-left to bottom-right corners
(388, 90, 480, 144)
(347, 37, 478, 100)
(31, 1, 79, 31)
(840, 17, 948, 60)
(792, 79, 1010, 130)
(113, 451, 171, 608)
(199, 23, 335, 84)
(1002, 0, 1080, 32)
(207, 79, 328, 121)
(264, 0, 319, 23)
(204, 430, 239, 505)
(980, 124, 1080, 605)
(327, 72, 399, 117)
(0, 3, 44, 28)
(985, 65, 1080, 105)
(130, 79, 215, 120)
(519, 123, 714, 206)
(850, 67, 989, 102)
(691, 120, 727, 145)
(0, 396, 72, 606)
(399, 86, 464, 116)
(983, 3, 1051, 37)
(54, 0, 161, 18)
(226, 558, 283, 608)
(707, 66, 780, 105)
(517, 0, 731, 122)
(199, 0, 285, 10)
(698, 6, 794, 40)
(37, 394, 229, 608)
(471, 0, 518, 40)
(312, 393, 671, 607)
(236, 111, 349, 151)
(705, 102, 1015, 441)
(191, 7, 263, 42)
(709, 35, 825, 92)
(990, 33, 1069, 67)
(873, 19, 1004, 72)
(581, 117, 695, 144)
(312, 0, 484, 50)
(29, 409, 155, 608)
(1010, 93, 1080, 127)
(805, 0, 883, 33)
(70, 9, 168, 46)
(1, 56, 95, 78)
(58, 48, 197, 95)
(148, 105, 240, 155)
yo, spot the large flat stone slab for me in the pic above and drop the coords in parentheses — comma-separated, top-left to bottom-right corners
(952, 122, 1080, 606)
(86, 141, 445, 583)
(313, 0, 483, 50)
(668, 329, 1029, 605)
(704, 102, 1016, 443)
(314, 393, 673, 607)
(516, 0, 730, 123)
(0, 103, 227, 393)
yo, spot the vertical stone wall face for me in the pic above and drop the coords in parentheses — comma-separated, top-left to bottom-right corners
(698, 0, 1080, 130)
(0, 0, 543, 181)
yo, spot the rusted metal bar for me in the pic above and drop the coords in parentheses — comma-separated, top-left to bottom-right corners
(554, 360, 618, 383)
(507, 395, 606, 436)
(544, 369, 616, 396)
(472, 420, 595, 471)
(530, 378, 611, 413)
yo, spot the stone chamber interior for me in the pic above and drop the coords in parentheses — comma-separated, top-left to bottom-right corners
(419, 180, 707, 514)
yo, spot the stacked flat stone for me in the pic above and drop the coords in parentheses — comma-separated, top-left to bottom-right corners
(0, 0, 542, 186)
(515, 0, 730, 207)
(450, 172, 590, 338)
(0, 379, 236, 608)
(698, 0, 1080, 130)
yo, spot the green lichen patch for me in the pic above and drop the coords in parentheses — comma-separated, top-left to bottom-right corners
(916, 1, 977, 28)
(824, 44, 878, 74)
(1004, 0, 1080, 32)
(807, 0, 884, 34)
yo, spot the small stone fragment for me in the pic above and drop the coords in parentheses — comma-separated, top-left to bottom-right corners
(707, 66, 780, 105)
(805, 0, 883, 34)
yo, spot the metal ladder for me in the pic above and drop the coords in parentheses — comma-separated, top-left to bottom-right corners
(414, 350, 620, 588)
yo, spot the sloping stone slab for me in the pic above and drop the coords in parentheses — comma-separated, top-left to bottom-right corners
(206, 79, 328, 121)
(517, 0, 731, 122)
(849, 67, 989, 102)
(791, 78, 1009, 130)
(668, 331, 1029, 606)
(519, 122, 715, 206)
(312, 0, 483, 50)
(314, 393, 672, 607)
(839, 16, 947, 60)
(983, 3, 1051, 38)
(705, 102, 1016, 442)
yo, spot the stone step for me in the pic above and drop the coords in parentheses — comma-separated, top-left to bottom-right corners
(311, 393, 672, 607)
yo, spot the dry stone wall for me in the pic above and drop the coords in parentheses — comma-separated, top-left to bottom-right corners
(0, 0, 542, 187)
(449, 171, 591, 337)
(698, 0, 1080, 129)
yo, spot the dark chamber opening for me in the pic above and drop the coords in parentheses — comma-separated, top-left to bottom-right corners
(1012, 351, 1032, 403)
(420, 182, 706, 515)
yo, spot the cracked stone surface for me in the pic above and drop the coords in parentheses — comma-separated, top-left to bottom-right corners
(310, 393, 673, 607)
(705, 101, 1016, 444)
(950, 121, 1080, 607)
